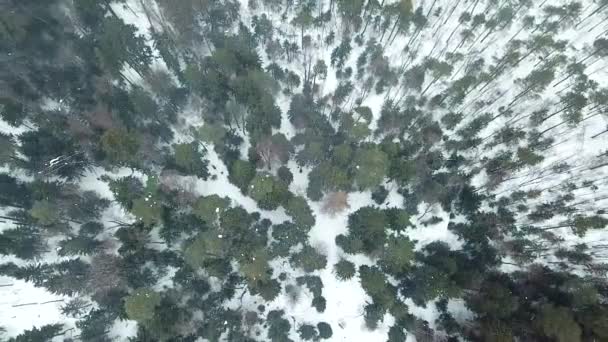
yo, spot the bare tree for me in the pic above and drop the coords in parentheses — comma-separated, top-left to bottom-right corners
(255, 134, 292, 169)
(160, 169, 198, 205)
(322, 191, 350, 215)
(86, 104, 116, 131)
(86, 253, 127, 297)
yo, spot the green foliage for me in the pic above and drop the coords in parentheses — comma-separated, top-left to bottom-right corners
(287, 93, 317, 129)
(172, 142, 209, 178)
(229, 159, 256, 192)
(271, 221, 308, 257)
(312, 295, 327, 313)
(298, 324, 318, 340)
(381, 236, 415, 273)
(331, 38, 352, 68)
(239, 249, 272, 283)
(248, 172, 290, 210)
(0, 174, 31, 207)
(66, 191, 109, 223)
(267, 310, 292, 342)
(479, 320, 514, 342)
(385, 208, 411, 232)
(468, 279, 519, 319)
(184, 231, 228, 270)
(131, 197, 162, 226)
(296, 275, 324, 298)
(364, 302, 385, 330)
(249, 278, 282, 301)
(193, 195, 230, 224)
(359, 265, 389, 300)
(516, 147, 543, 167)
(0, 98, 25, 127)
(403, 243, 465, 305)
(124, 288, 161, 323)
(297, 141, 325, 166)
(572, 215, 608, 236)
(8, 324, 64, 342)
(307, 161, 351, 200)
(100, 128, 141, 166)
(331, 143, 353, 167)
(0, 133, 15, 165)
(290, 245, 327, 272)
(277, 165, 294, 186)
(371, 185, 389, 204)
(334, 259, 356, 280)
(387, 325, 407, 342)
(342, 206, 387, 255)
(0, 259, 89, 296)
(252, 13, 274, 43)
(234, 69, 282, 138)
(0, 226, 46, 259)
(578, 306, 608, 339)
(29, 200, 60, 226)
(7, 1, 608, 340)
(317, 322, 333, 339)
(220, 206, 254, 233)
(335, 233, 364, 254)
(58, 235, 100, 256)
(18, 128, 87, 179)
(563, 278, 599, 308)
(340, 112, 371, 142)
(353, 147, 389, 190)
(538, 304, 581, 342)
(106, 176, 145, 210)
(285, 196, 315, 229)
(198, 122, 227, 144)
(97, 16, 152, 78)
(76, 309, 115, 341)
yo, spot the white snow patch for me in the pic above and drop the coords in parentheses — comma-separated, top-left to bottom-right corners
(0, 277, 78, 339)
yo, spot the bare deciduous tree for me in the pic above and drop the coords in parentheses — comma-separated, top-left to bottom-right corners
(86, 105, 116, 130)
(255, 134, 292, 169)
(160, 170, 198, 205)
(322, 191, 350, 215)
(86, 253, 127, 297)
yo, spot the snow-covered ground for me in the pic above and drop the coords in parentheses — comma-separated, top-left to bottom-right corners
(2, 0, 608, 339)
(0, 278, 78, 339)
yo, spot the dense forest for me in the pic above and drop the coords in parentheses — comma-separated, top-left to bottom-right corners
(1, 0, 608, 340)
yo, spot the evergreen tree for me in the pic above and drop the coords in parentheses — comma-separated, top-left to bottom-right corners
(8, 324, 64, 342)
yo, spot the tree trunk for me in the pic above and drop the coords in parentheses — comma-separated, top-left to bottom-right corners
(538, 105, 573, 124)
(478, 28, 495, 45)
(505, 25, 526, 46)
(591, 127, 608, 139)
(384, 15, 401, 45)
(103, 0, 120, 18)
(419, 77, 440, 97)
(469, 0, 482, 14)
(577, 3, 608, 28)
(439, 25, 460, 56)
(594, 24, 608, 38)
(442, 0, 462, 26)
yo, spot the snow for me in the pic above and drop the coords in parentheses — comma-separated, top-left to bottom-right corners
(2, 0, 608, 339)
(0, 119, 30, 136)
(118, 0, 608, 338)
(408, 203, 464, 251)
(0, 277, 78, 339)
(0, 170, 141, 339)
(110, 0, 174, 87)
(187, 143, 291, 224)
(108, 319, 138, 340)
(295, 191, 394, 341)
